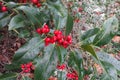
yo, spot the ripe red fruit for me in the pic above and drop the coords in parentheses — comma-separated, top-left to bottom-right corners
(54, 30, 60, 36)
(45, 37, 50, 42)
(24, 69, 29, 73)
(36, 28, 42, 34)
(66, 35, 72, 41)
(28, 62, 33, 66)
(57, 64, 66, 70)
(50, 36, 57, 43)
(58, 39, 63, 44)
(31, 0, 38, 4)
(56, 34, 63, 40)
(63, 41, 68, 48)
(45, 28, 50, 33)
(44, 24, 49, 28)
(1, 6, 7, 12)
(21, 64, 25, 68)
(45, 37, 51, 46)
(41, 28, 49, 34)
(37, 3, 41, 8)
(68, 40, 72, 44)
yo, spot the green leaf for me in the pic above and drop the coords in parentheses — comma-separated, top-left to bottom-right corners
(8, 14, 26, 30)
(12, 37, 44, 63)
(68, 50, 83, 80)
(97, 51, 120, 71)
(93, 16, 119, 46)
(81, 28, 100, 41)
(47, 1, 68, 29)
(53, 14, 67, 29)
(34, 44, 58, 80)
(81, 44, 98, 60)
(16, 6, 42, 26)
(6, 2, 17, 8)
(56, 46, 67, 64)
(65, 13, 73, 35)
(103, 16, 119, 33)
(22, 76, 32, 80)
(0, 13, 10, 28)
(0, 73, 17, 80)
(5, 63, 20, 70)
(101, 62, 117, 80)
(47, 1, 66, 17)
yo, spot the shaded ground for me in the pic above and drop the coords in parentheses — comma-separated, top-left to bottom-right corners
(0, 28, 25, 73)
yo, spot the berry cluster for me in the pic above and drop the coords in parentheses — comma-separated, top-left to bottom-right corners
(45, 30, 72, 48)
(36, 24, 50, 35)
(31, 0, 41, 8)
(56, 64, 66, 71)
(0, 2, 7, 12)
(21, 62, 33, 73)
(36, 24, 72, 48)
(66, 71, 78, 80)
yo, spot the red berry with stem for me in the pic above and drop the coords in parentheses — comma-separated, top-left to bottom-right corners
(1, 6, 7, 12)
(44, 24, 49, 28)
(45, 37, 50, 46)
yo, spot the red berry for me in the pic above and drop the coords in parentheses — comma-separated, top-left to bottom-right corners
(52, 36, 57, 41)
(58, 30, 62, 35)
(56, 34, 63, 40)
(66, 35, 72, 41)
(44, 24, 49, 28)
(36, 28, 42, 34)
(45, 28, 50, 33)
(45, 37, 50, 43)
(26, 64, 31, 68)
(1, 6, 7, 12)
(37, 3, 41, 8)
(63, 41, 68, 48)
(58, 39, 63, 44)
(41, 28, 46, 33)
(27, 68, 31, 71)
(28, 62, 33, 66)
(24, 69, 29, 73)
(31, 0, 38, 4)
(68, 40, 72, 44)
(54, 30, 59, 35)
(21, 64, 25, 68)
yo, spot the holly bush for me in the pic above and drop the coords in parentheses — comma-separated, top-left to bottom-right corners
(0, 0, 120, 80)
